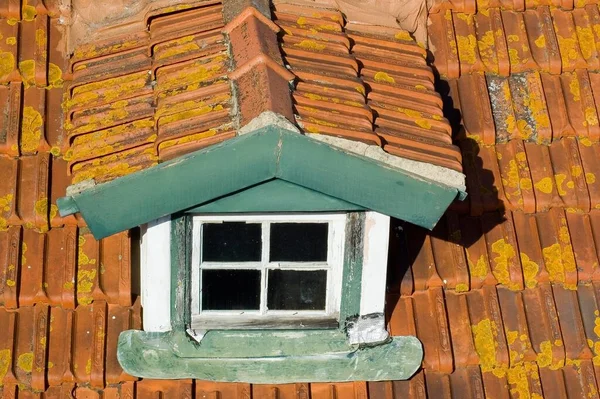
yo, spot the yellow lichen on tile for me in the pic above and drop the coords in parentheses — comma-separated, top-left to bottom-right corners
(0, 349, 10, 386)
(569, 76, 581, 102)
(85, 358, 92, 375)
(18, 59, 35, 87)
(48, 63, 63, 88)
(576, 26, 595, 61)
(456, 35, 478, 65)
(535, 35, 546, 48)
(0, 51, 15, 78)
(536, 340, 563, 370)
(374, 72, 395, 84)
(294, 40, 326, 51)
(585, 107, 599, 128)
(6, 37, 16, 45)
(20, 106, 43, 153)
(506, 362, 542, 399)
(467, 250, 488, 280)
(521, 252, 539, 288)
(534, 177, 553, 194)
(155, 36, 201, 61)
(22, 0, 37, 21)
(555, 173, 570, 196)
(472, 318, 502, 374)
(158, 129, 218, 151)
(17, 352, 33, 373)
(586, 173, 596, 184)
(556, 33, 581, 69)
(455, 282, 469, 292)
(394, 31, 413, 41)
(491, 238, 518, 290)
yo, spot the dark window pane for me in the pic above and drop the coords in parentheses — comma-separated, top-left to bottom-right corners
(270, 223, 328, 262)
(202, 269, 261, 310)
(202, 222, 261, 262)
(267, 270, 327, 310)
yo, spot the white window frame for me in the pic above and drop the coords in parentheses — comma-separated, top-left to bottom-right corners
(190, 213, 346, 329)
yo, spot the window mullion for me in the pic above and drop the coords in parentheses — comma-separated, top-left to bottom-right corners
(260, 222, 270, 315)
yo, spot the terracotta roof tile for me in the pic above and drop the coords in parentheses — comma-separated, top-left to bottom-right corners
(430, 6, 600, 78)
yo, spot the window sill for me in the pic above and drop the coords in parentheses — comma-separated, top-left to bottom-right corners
(191, 315, 339, 330)
(117, 329, 424, 383)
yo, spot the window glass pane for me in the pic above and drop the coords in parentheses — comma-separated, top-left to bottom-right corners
(270, 223, 328, 262)
(267, 270, 327, 310)
(202, 222, 261, 262)
(202, 269, 261, 310)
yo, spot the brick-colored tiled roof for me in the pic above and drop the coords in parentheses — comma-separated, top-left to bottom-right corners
(7, 0, 600, 397)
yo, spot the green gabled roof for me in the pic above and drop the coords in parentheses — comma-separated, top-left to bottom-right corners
(58, 125, 465, 239)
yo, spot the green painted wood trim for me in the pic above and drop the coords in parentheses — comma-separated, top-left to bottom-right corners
(169, 329, 353, 358)
(186, 180, 365, 213)
(170, 214, 190, 330)
(277, 131, 460, 230)
(60, 126, 463, 239)
(340, 213, 364, 322)
(64, 130, 281, 239)
(117, 330, 423, 382)
(56, 196, 79, 216)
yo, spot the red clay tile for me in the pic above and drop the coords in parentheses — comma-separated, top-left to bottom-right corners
(445, 291, 479, 367)
(538, 368, 569, 399)
(562, 360, 600, 399)
(553, 285, 593, 360)
(449, 366, 485, 399)
(224, 7, 282, 67)
(0, 82, 23, 156)
(405, 225, 443, 291)
(17, 154, 50, 232)
(524, 143, 563, 212)
(430, 214, 470, 291)
(424, 371, 452, 399)
(552, 8, 589, 71)
(18, 228, 49, 306)
(460, 215, 496, 288)
(388, 296, 417, 337)
(45, 227, 77, 309)
(474, 9, 510, 76)
(47, 307, 75, 386)
(413, 287, 454, 373)
(480, 373, 511, 399)
(466, 286, 510, 372)
(98, 232, 131, 306)
(548, 137, 590, 212)
(497, 287, 537, 363)
(428, 11, 460, 79)
(566, 212, 599, 282)
(577, 140, 600, 209)
(495, 140, 535, 212)
(195, 381, 252, 398)
(0, 226, 22, 308)
(0, 21, 20, 84)
(485, 75, 518, 143)
(522, 284, 566, 370)
(456, 73, 495, 145)
(535, 208, 578, 287)
(512, 211, 550, 287)
(540, 73, 576, 139)
(523, 7, 562, 75)
(482, 210, 525, 290)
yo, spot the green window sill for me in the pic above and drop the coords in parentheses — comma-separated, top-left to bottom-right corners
(117, 329, 423, 383)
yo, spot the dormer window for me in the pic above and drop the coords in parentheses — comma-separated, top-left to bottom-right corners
(191, 214, 345, 329)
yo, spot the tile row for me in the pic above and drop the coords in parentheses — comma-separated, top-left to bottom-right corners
(0, 301, 140, 391)
(62, 3, 236, 184)
(430, 0, 599, 13)
(458, 137, 600, 214)
(429, 5, 600, 78)
(396, 208, 600, 294)
(449, 70, 600, 145)
(273, 3, 463, 172)
(388, 283, 600, 397)
(0, 380, 374, 399)
(0, 226, 133, 308)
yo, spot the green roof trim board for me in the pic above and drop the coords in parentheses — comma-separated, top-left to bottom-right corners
(58, 125, 466, 239)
